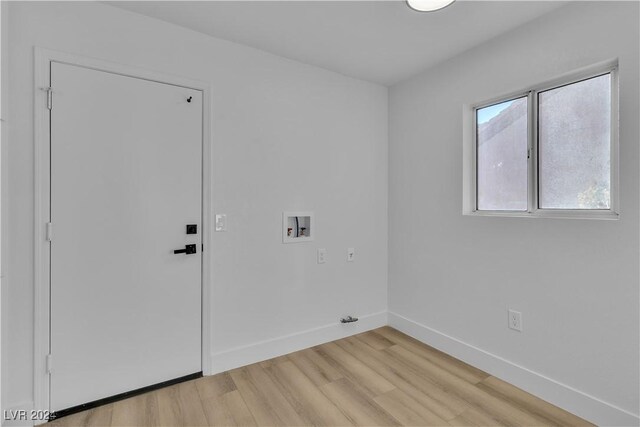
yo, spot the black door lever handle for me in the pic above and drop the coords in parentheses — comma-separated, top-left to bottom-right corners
(174, 244, 197, 255)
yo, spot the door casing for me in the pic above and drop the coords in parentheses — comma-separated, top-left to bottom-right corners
(33, 47, 214, 414)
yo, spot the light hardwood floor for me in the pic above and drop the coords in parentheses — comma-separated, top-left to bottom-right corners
(47, 327, 592, 426)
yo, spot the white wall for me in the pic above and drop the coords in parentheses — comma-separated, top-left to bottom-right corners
(388, 2, 639, 425)
(2, 1, 388, 414)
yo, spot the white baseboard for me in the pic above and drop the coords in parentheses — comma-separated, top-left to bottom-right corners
(388, 311, 639, 427)
(211, 311, 388, 374)
(2, 401, 35, 427)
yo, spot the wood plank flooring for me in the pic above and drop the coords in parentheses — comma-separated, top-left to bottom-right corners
(46, 327, 592, 426)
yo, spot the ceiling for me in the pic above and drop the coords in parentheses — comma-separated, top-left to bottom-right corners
(108, 1, 566, 86)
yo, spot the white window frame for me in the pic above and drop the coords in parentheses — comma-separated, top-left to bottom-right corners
(465, 60, 619, 220)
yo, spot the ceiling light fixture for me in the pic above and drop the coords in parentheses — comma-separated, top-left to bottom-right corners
(406, 0, 455, 12)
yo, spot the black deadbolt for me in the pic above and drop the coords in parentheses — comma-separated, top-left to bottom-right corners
(186, 224, 197, 234)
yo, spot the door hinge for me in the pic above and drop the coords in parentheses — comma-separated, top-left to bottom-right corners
(46, 354, 53, 374)
(46, 222, 53, 242)
(43, 87, 53, 110)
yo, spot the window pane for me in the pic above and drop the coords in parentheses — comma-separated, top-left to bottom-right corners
(538, 74, 611, 209)
(476, 97, 528, 211)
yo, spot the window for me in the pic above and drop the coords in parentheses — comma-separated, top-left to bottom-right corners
(469, 64, 618, 219)
(476, 97, 528, 211)
(538, 74, 611, 209)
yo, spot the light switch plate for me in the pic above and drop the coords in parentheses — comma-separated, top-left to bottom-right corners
(215, 214, 227, 232)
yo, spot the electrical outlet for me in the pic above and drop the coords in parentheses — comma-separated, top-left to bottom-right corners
(317, 248, 327, 264)
(347, 248, 355, 262)
(508, 309, 522, 332)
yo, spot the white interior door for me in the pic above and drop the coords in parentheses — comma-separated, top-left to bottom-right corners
(50, 62, 202, 412)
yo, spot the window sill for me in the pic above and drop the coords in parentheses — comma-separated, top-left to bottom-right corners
(464, 209, 619, 220)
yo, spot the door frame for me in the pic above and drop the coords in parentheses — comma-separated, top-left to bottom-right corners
(33, 47, 214, 414)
